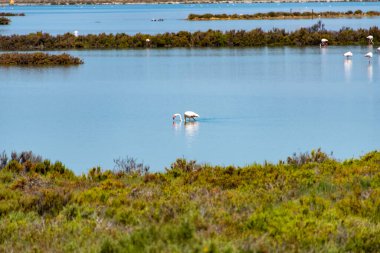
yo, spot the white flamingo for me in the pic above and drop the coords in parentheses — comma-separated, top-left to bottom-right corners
(367, 35, 374, 45)
(344, 51, 353, 58)
(365, 52, 373, 63)
(320, 38, 328, 47)
(172, 111, 200, 122)
(377, 47, 380, 52)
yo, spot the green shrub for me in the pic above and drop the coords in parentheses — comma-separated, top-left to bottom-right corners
(100, 239, 120, 253)
(0, 150, 379, 251)
(0, 169, 14, 183)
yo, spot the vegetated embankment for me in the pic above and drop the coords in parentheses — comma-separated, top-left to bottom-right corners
(188, 10, 380, 20)
(0, 12, 25, 25)
(0, 24, 378, 50)
(0, 52, 84, 65)
(0, 17, 10, 25)
(0, 149, 379, 252)
(0, 13, 25, 16)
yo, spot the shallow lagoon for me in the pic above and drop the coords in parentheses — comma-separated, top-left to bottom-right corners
(0, 2, 380, 35)
(0, 47, 379, 173)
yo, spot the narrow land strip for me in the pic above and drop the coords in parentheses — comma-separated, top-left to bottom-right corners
(0, 52, 84, 65)
(0, 25, 378, 50)
(188, 10, 380, 20)
(0, 17, 10, 25)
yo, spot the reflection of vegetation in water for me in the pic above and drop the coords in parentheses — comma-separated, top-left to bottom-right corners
(0, 149, 379, 252)
(0, 24, 378, 49)
(0, 53, 84, 66)
(188, 10, 380, 20)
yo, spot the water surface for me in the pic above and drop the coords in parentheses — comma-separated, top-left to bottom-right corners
(1, 47, 379, 173)
(0, 3, 380, 35)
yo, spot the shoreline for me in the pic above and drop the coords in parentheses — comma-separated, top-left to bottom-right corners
(187, 10, 380, 20)
(1, 0, 378, 6)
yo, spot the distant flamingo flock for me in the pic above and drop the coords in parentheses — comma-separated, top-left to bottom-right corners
(320, 35, 380, 63)
(173, 36, 379, 121)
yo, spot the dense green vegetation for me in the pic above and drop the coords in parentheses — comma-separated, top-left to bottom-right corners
(0, 149, 379, 252)
(0, 17, 10, 25)
(0, 24, 378, 50)
(0, 12, 25, 16)
(0, 53, 84, 66)
(188, 10, 380, 20)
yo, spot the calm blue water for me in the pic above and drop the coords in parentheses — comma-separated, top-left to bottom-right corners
(1, 47, 379, 173)
(0, 3, 380, 35)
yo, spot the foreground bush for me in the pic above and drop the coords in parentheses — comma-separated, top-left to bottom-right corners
(0, 149, 379, 252)
(188, 10, 380, 20)
(0, 52, 84, 65)
(0, 24, 378, 50)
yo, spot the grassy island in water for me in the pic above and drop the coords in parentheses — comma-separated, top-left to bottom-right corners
(0, 13, 25, 25)
(0, 149, 379, 252)
(0, 17, 10, 25)
(0, 53, 84, 66)
(188, 10, 380, 20)
(0, 24, 378, 50)
(0, 13, 25, 17)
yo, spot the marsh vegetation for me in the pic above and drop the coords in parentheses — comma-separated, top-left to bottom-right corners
(0, 13, 24, 25)
(188, 10, 380, 20)
(0, 17, 10, 25)
(0, 149, 379, 252)
(0, 13, 25, 17)
(0, 52, 84, 66)
(0, 24, 378, 49)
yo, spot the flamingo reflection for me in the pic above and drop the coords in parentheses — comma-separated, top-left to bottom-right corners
(367, 64, 373, 83)
(185, 121, 199, 138)
(344, 59, 352, 81)
(172, 121, 182, 135)
(184, 121, 199, 146)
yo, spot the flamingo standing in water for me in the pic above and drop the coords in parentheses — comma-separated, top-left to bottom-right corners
(320, 38, 328, 47)
(367, 35, 374, 45)
(365, 52, 373, 63)
(172, 111, 200, 122)
(344, 51, 353, 58)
